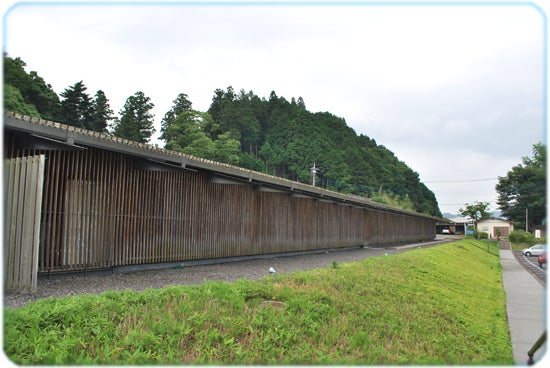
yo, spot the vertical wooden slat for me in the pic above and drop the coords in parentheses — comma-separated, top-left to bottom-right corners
(101, 151, 112, 268)
(64, 151, 77, 269)
(121, 164, 130, 264)
(82, 151, 92, 269)
(90, 151, 100, 268)
(108, 153, 116, 266)
(150, 172, 156, 263)
(49, 150, 62, 271)
(148, 171, 156, 263)
(30, 155, 46, 290)
(172, 173, 179, 260)
(14, 157, 27, 287)
(112, 154, 125, 267)
(177, 172, 187, 260)
(39, 151, 50, 271)
(142, 171, 149, 263)
(2, 157, 12, 278)
(163, 172, 172, 262)
(138, 170, 146, 263)
(73, 151, 82, 269)
(19, 157, 34, 288)
(163, 173, 168, 261)
(129, 169, 138, 264)
(123, 157, 133, 265)
(187, 173, 196, 260)
(97, 150, 108, 268)
(121, 163, 130, 264)
(141, 170, 149, 263)
(4, 156, 20, 288)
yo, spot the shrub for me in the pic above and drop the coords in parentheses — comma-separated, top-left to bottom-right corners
(477, 231, 488, 240)
(508, 230, 536, 244)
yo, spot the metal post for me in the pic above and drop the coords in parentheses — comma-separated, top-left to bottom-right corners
(310, 163, 317, 187)
(527, 330, 546, 365)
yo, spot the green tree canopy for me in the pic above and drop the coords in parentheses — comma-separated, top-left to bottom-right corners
(496, 143, 546, 230)
(163, 110, 243, 165)
(59, 81, 93, 129)
(112, 91, 155, 143)
(3, 84, 40, 117)
(159, 93, 193, 142)
(459, 201, 492, 237)
(164, 110, 213, 152)
(3, 54, 61, 121)
(213, 131, 241, 165)
(90, 90, 114, 133)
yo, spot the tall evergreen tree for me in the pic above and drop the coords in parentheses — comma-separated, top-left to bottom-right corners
(112, 91, 155, 143)
(90, 90, 114, 133)
(297, 96, 306, 109)
(159, 93, 193, 143)
(59, 81, 92, 128)
(206, 87, 260, 153)
(207, 89, 225, 124)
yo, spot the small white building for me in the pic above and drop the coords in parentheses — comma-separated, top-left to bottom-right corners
(477, 217, 515, 238)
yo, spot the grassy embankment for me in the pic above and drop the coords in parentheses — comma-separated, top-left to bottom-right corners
(3, 239, 512, 365)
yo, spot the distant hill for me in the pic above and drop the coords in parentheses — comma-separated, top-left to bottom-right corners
(443, 211, 503, 220)
(198, 87, 441, 217)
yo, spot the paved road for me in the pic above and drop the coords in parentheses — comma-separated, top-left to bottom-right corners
(499, 240, 547, 365)
(513, 250, 546, 286)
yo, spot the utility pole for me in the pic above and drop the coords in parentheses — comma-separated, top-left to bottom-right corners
(526, 208, 529, 232)
(310, 162, 317, 187)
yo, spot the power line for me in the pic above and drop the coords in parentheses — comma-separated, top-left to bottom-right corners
(424, 177, 499, 184)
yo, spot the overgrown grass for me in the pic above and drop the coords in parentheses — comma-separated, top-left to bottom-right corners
(3, 239, 512, 365)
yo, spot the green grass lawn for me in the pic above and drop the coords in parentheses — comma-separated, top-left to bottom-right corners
(3, 239, 513, 365)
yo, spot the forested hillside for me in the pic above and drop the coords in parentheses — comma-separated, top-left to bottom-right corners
(3, 54, 441, 217)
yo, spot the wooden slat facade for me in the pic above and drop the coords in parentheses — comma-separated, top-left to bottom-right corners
(3, 155, 45, 290)
(4, 113, 437, 276)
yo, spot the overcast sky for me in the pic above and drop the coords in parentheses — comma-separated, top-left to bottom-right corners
(2, 0, 546, 215)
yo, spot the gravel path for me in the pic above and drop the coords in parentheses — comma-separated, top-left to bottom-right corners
(4, 241, 443, 309)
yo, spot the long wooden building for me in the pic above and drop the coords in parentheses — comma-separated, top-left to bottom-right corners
(3, 112, 438, 291)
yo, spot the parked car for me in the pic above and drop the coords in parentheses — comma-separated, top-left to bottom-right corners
(442, 229, 451, 234)
(521, 244, 546, 257)
(538, 252, 546, 269)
